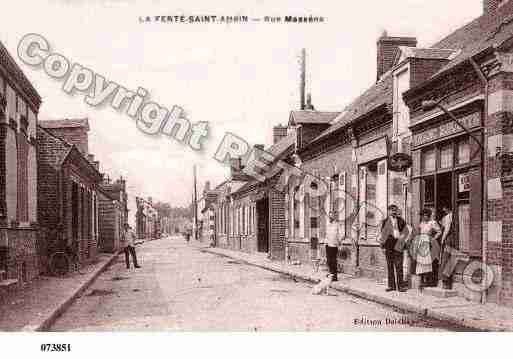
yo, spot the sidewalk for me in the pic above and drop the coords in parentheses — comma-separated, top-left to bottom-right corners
(0, 252, 119, 331)
(199, 244, 513, 331)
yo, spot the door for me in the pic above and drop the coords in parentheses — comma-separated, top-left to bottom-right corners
(257, 197, 269, 253)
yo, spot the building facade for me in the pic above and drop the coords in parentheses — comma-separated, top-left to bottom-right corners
(37, 119, 102, 270)
(135, 197, 158, 240)
(402, 0, 513, 306)
(202, 1, 513, 308)
(0, 41, 41, 286)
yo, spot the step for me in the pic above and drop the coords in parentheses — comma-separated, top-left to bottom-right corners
(0, 278, 18, 288)
(422, 286, 458, 298)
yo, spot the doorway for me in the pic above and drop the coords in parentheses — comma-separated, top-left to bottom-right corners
(436, 172, 452, 221)
(256, 197, 269, 253)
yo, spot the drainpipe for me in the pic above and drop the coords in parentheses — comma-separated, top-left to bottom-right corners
(470, 56, 489, 305)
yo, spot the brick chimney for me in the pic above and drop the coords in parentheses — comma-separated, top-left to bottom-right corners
(230, 157, 248, 181)
(376, 31, 417, 81)
(484, 0, 507, 13)
(273, 124, 288, 144)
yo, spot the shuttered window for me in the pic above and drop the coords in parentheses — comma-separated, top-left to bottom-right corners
(338, 172, 347, 238)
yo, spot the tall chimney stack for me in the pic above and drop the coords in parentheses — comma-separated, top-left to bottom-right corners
(300, 48, 306, 110)
(376, 31, 417, 81)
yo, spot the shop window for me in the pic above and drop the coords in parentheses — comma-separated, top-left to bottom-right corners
(422, 148, 436, 173)
(423, 176, 435, 208)
(457, 138, 470, 165)
(440, 143, 453, 169)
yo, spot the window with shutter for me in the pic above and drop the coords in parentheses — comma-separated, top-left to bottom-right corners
(338, 172, 347, 237)
(299, 186, 305, 238)
(358, 167, 367, 240)
(376, 159, 388, 226)
(304, 193, 310, 239)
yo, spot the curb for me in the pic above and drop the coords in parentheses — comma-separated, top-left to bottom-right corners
(202, 248, 497, 332)
(30, 252, 120, 332)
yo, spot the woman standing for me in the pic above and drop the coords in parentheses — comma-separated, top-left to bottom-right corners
(412, 208, 442, 288)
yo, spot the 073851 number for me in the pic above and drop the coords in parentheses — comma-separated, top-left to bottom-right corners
(40, 344, 71, 352)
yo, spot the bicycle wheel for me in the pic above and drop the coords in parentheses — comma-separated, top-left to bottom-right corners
(49, 251, 70, 276)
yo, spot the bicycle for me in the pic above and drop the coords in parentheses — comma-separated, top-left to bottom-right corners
(48, 243, 84, 276)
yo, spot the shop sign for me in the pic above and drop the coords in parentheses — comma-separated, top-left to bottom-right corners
(459, 172, 471, 192)
(356, 137, 388, 164)
(388, 152, 413, 172)
(412, 112, 481, 147)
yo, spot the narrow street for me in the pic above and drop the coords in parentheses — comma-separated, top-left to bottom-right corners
(51, 237, 462, 331)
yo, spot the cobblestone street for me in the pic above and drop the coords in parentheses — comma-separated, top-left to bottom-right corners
(50, 237, 460, 331)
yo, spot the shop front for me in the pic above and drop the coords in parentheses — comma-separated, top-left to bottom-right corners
(410, 106, 484, 297)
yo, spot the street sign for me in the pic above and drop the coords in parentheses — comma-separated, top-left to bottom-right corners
(388, 153, 412, 172)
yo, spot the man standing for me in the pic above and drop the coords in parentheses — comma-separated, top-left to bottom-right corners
(440, 205, 455, 289)
(123, 224, 141, 269)
(379, 204, 408, 292)
(325, 212, 341, 281)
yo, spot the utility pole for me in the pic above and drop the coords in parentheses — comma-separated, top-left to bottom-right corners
(193, 165, 198, 240)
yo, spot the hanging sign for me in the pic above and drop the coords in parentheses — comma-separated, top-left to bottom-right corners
(388, 153, 413, 172)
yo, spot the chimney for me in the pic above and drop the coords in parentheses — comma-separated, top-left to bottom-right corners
(483, 0, 506, 13)
(88, 154, 94, 163)
(300, 48, 306, 110)
(273, 124, 288, 144)
(93, 160, 100, 171)
(376, 31, 417, 81)
(229, 157, 247, 180)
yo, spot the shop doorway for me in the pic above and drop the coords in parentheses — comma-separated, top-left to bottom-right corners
(436, 172, 452, 221)
(422, 173, 453, 221)
(256, 197, 269, 253)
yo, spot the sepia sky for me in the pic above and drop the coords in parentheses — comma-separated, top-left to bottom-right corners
(0, 0, 481, 223)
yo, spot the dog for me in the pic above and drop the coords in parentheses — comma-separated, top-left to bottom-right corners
(311, 274, 334, 295)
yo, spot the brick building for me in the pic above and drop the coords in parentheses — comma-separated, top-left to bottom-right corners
(37, 118, 102, 270)
(206, 1, 513, 308)
(0, 40, 41, 287)
(402, 0, 513, 306)
(209, 109, 338, 260)
(285, 0, 513, 307)
(98, 177, 129, 253)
